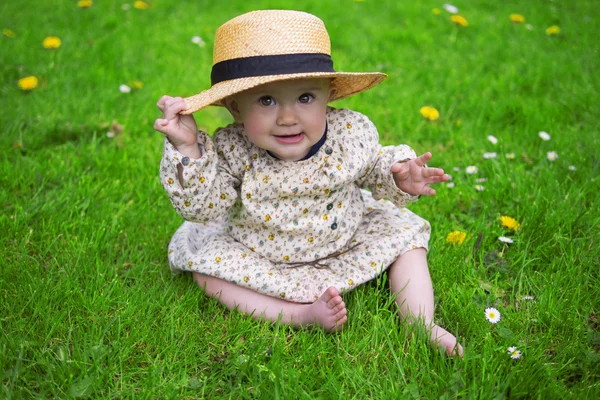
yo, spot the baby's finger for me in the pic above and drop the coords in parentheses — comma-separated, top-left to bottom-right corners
(414, 152, 433, 167)
(163, 97, 187, 121)
(156, 95, 173, 111)
(153, 118, 169, 134)
(423, 167, 446, 178)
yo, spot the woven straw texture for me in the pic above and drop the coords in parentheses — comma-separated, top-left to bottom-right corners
(182, 10, 387, 114)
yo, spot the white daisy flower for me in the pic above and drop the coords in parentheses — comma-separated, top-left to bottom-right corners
(475, 178, 487, 183)
(443, 3, 459, 13)
(498, 236, 513, 243)
(453, 167, 461, 172)
(106, 131, 115, 138)
(487, 135, 498, 145)
(509, 348, 522, 359)
(507, 346, 517, 354)
(526, 24, 534, 30)
(191, 36, 206, 47)
(485, 307, 501, 324)
(484, 152, 497, 159)
(475, 185, 484, 191)
(119, 84, 131, 93)
(547, 151, 558, 161)
(539, 131, 551, 141)
(122, 3, 130, 10)
(466, 166, 478, 174)
(446, 182, 455, 188)
(521, 295, 535, 301)
(568, 165, 577, 171)
(505, 153, 516, 159)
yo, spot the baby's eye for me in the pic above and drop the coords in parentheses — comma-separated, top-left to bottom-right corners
(298, 93, 314, 104)
(259, 96, 275, 106)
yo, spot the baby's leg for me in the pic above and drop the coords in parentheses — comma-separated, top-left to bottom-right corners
(193, 273, 347, 332)
(388, 248, 463, 356)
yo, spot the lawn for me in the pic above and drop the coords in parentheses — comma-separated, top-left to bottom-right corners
(1, 0, 599, 398)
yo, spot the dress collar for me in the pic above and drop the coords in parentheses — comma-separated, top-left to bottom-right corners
(267, 122, 328, 161)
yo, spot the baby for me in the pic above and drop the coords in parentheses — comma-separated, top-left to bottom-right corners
(154, 10, 462, 356)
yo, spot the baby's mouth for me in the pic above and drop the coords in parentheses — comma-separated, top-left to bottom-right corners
(274, 132, 305, 144)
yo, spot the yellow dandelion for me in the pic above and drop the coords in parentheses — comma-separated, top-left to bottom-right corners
(510, 14, 525, 23)
(42, 36, 61, 49)
(500, 216, 520, 231)
(451, 15, 468, 27)
(134, 0, 149, 9)
(130, 80, 143, 89)
(546, 25, 560, 35)
(420, 106, 440, 121)
(77, 0, 93, 8)
(446, 231, 467, 245)
(3, 29, 16, 38)
(18, 76, 38, 91)
(432, 8, 441, 15)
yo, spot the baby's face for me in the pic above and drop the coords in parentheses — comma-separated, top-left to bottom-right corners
(228, 78, 331, 161)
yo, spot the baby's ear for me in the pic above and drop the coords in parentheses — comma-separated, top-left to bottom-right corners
(328, 84, 338, 101)
(223, 97, 243, 123)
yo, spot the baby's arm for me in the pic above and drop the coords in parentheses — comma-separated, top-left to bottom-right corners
(390, 152, 450, 196)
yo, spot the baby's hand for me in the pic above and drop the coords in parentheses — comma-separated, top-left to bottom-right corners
(154, 96, 200, 157)
(390, 152, 449, 196)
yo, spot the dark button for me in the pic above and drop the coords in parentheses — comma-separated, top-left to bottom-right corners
(181, 157, 190, 166)
(325, 147, 333, 155)
(326, 203, 333, 210)
(330, 223, 338, 230)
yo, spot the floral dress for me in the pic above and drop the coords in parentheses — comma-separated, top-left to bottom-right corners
(160, 107, 430, 303)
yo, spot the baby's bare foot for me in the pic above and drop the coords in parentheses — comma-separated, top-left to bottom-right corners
(299, 287, 347, 332)
(429, 323, 463, 357)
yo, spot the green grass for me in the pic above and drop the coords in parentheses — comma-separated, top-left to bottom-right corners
(1, 0, 599, 398)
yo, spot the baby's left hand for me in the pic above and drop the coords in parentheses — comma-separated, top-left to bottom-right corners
(391, 152, 449, 196)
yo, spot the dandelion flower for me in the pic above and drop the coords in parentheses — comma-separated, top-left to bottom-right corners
(3, 28, 15, 38)
(483, 152, 497, 159)
(466, 165, 478, 174)
(505, 153, 515, 159)
(487, 135, 498, 145)
(507, 347, 522, 359)
(18, 76, 38, 91)
(547, 151, 558, 161)
(538, 131, 551, 141)
(77, 0, 93, 8)
(510, 14, 525, 23)
(498, 236, 514, 244)
(568, 165, 577, 171)
(191, 36, 205, 46)
(485, 307, 501, 324)
(432, 8, 441, 15)
(446, 231, 466, 245)
(119, 84, 131, 93)
(451, 15, 468, 27)
(475, 185, 484, 191)
(130, 81, 143, 89)
(42, 36, 61, 49)
(546, 25, 560, 35)
(419, 106, 439, 121)
(500, 216, 520, 231)
(134, 1, 148, 9)
(443, 4, 459, 14)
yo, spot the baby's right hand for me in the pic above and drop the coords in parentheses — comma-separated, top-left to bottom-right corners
(154, 96, 199, 156)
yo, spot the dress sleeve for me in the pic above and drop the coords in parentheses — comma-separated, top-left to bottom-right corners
(159, 129, 242, 223)
(354, 113, 420, 209)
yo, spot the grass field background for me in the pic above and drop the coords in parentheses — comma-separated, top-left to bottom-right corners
(1, 0, 599, 398)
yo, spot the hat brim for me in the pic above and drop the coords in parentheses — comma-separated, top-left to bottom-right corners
(181, 72, 387, 114)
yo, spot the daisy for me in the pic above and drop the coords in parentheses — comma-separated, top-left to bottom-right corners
(526, 24, 534, 30)
(521, 295, 535, 301)
(487, 135, 498, 145)
(505, 153, 515, 159)
(122, 3, 131, 10)
(538, 131, 551, 141)
(466, 166, 478, 174)
(483, 152, 497, 159)
(475, 178, 487, 183)
(547, 151, 558, 161)
(446, 182, 455, 188)
(485, 307, 501, 324)
(568, 165, 577, 171)
(498, 236, 514, 243)
(507, 346, 522, 359)
(191, 36, 206, 47)
(443, 4, 459, 14)
(475, 185, 484, 191)
(119, 84, 131, 93)
(453, 167, 460, 172)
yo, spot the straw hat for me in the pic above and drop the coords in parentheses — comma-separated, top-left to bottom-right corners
(181, 10, 387, 114)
